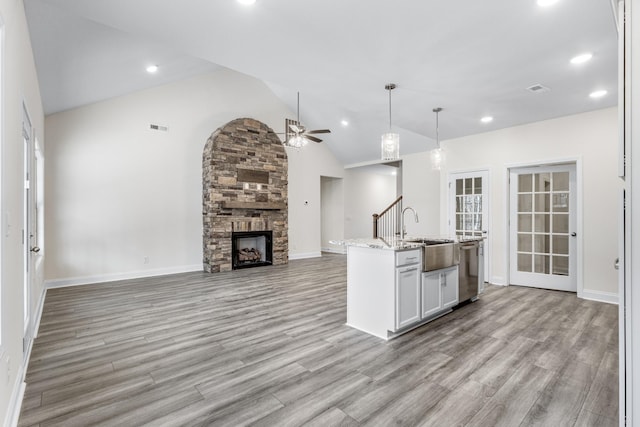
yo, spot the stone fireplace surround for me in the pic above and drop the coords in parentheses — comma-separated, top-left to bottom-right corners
(202, 118, 288, 273)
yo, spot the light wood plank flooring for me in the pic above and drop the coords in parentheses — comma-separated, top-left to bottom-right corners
(19, 254, 618, 426)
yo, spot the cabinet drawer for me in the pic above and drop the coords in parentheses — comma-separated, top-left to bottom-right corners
(396, 249, 421, 267)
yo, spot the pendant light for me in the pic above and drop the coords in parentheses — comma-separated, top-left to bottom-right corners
(381, 83, 400, 160)
(430, 107, 445, 170)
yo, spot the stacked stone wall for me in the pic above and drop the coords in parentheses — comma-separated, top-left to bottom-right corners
(202, 118, 288, 272)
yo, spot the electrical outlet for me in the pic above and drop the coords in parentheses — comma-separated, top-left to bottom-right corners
(143, 256, 149, 264)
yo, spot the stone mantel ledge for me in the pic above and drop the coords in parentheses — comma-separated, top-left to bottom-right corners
(222, 201, 287, 210)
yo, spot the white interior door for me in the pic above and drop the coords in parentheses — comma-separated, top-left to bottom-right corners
(22, 105, 33, 350)
(509, 164, 577, 292)
(449, 170, 489, 282)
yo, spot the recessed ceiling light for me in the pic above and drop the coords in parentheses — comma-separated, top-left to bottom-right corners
(570, 53, 593, 64)
(237, 0, 256, 5)
(341, 120, 349, 126)
(589, 90, 608, 99)
(146, 65, 158, 73)
(537, 0, 559, 7)
(481, 116, 493, 124)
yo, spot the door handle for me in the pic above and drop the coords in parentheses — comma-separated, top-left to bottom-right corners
(614, 258, 620, 270)
(570, 232, 577, 237)
(30, 246, 40, 253)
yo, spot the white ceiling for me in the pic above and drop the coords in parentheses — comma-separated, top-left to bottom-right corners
(24, 0, 618, 165)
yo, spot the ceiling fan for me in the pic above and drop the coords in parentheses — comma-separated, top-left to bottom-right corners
(283, 92, 331, 147)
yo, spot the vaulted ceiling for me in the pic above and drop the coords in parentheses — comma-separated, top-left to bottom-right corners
(24, 0, 618, 164)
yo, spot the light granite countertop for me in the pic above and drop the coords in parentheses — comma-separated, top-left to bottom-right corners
(329, 236, 461, 250)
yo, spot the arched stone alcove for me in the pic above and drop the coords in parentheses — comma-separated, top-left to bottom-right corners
(202, 118, 288, 273)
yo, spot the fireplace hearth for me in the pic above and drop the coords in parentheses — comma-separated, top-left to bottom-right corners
(232, 231, 273, 270)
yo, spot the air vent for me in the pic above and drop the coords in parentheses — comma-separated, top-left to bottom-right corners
(526, 84, 551, 93)
(150, 124, 169, 132)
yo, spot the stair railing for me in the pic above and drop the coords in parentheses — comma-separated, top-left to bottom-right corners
(372, 195, 402, 239)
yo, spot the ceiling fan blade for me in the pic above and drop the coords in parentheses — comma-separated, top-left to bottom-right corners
(304, 135, 323, 143)
(288, 124, 302, 133)
(307, 129, 331, 134)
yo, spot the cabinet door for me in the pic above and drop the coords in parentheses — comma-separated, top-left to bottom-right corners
(395, 266, 421, 330)
(421, 271, 442, 318)
(441, 266, 459, 309)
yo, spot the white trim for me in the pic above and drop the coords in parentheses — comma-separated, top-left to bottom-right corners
(322, 247, 347, 255)
(288, 251, 322, 260)
(3, 368, 25, 427)
(505, 157, 583, 295)
(44, 264, 203, 289)
(490, 276, 507, 286)
(581, 289, 619, 305)
(447, 169, 491, 283)
(31, 287, 46, 339)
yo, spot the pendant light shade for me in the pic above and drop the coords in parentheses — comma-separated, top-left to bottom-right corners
(381, 84, 400, 160)
(431, 107, 445, 170)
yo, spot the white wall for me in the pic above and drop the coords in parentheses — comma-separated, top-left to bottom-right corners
(439, 108, 619, 300)
(44, 69, 344, 283)
(401, 151, 441, 237)
(320, 176, 344, 253)
(0, 0, 46, 425)
(343, 168, 396, 239)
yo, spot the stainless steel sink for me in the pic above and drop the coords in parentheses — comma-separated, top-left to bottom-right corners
(404, 239, 460, 271)
(405, 238, 455, 246)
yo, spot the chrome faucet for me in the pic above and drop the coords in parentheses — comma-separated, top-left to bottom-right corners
(401, 206, 419, 240)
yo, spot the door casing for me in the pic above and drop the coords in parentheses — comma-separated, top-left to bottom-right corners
(505, 158, 584, 297)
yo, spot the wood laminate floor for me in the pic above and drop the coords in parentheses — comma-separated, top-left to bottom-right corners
(19, 254, 618, 426)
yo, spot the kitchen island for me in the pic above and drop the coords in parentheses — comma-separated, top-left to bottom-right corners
(332, 237, 464, 340)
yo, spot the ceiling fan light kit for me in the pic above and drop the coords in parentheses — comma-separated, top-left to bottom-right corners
(431, 107, 445, 171)
(284, 92, 331, 148)
(381, 83, 400, 161)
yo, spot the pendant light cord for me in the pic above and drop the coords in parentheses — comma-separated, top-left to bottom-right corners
(388, 87, 392, 130)
(433, 107, 442, 149)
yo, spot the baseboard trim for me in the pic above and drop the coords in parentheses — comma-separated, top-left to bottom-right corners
(32, 287, 47, 339)
(44, 264, 203, 289)
(581, 289, 619, 305)
(490, 276, 507, 286)
(4, 369, 25, 427)
(321, 247, 347, 255)
(289, 252, 322, 260)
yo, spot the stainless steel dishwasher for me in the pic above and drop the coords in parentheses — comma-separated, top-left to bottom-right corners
(458, 240, 480, 302)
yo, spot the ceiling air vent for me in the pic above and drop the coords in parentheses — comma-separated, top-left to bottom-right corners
(526, 84, 550, 94)
(149, 123, 169, 132)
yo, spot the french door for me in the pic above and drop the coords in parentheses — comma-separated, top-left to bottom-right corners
(448, 170, 489, 283)
(509, 164, 577, 292)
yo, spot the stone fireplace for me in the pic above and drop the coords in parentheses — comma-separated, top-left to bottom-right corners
(232, 230, 273, 269)
(202, 118, 288, 273)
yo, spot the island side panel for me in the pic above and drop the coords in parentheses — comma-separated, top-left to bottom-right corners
(346, 246, 395, 340)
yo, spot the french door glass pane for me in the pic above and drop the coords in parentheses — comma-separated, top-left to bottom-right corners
(534, 255, 550, 273)
(553, 172, 569, 191)
(519, 175, 532, 192)
(534, 234, 550, 253)
(535, 173, 551, 191)
(552, 235, 569, 254)
(553, 256, 569, 275)
(516, 172, 571, 276)
(518, 234, 532, 251)
(518, 254, 532, 272)
(518, 214, 532, 232)
(518, 194, 533, 212)
(454, 177, 485, 238)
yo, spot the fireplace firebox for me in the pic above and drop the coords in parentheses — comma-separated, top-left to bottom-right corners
(232, 231, 273, 270)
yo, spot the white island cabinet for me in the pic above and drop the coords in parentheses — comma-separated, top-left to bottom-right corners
(345, 243, 458, 340)
(422, 266, 459, 318)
